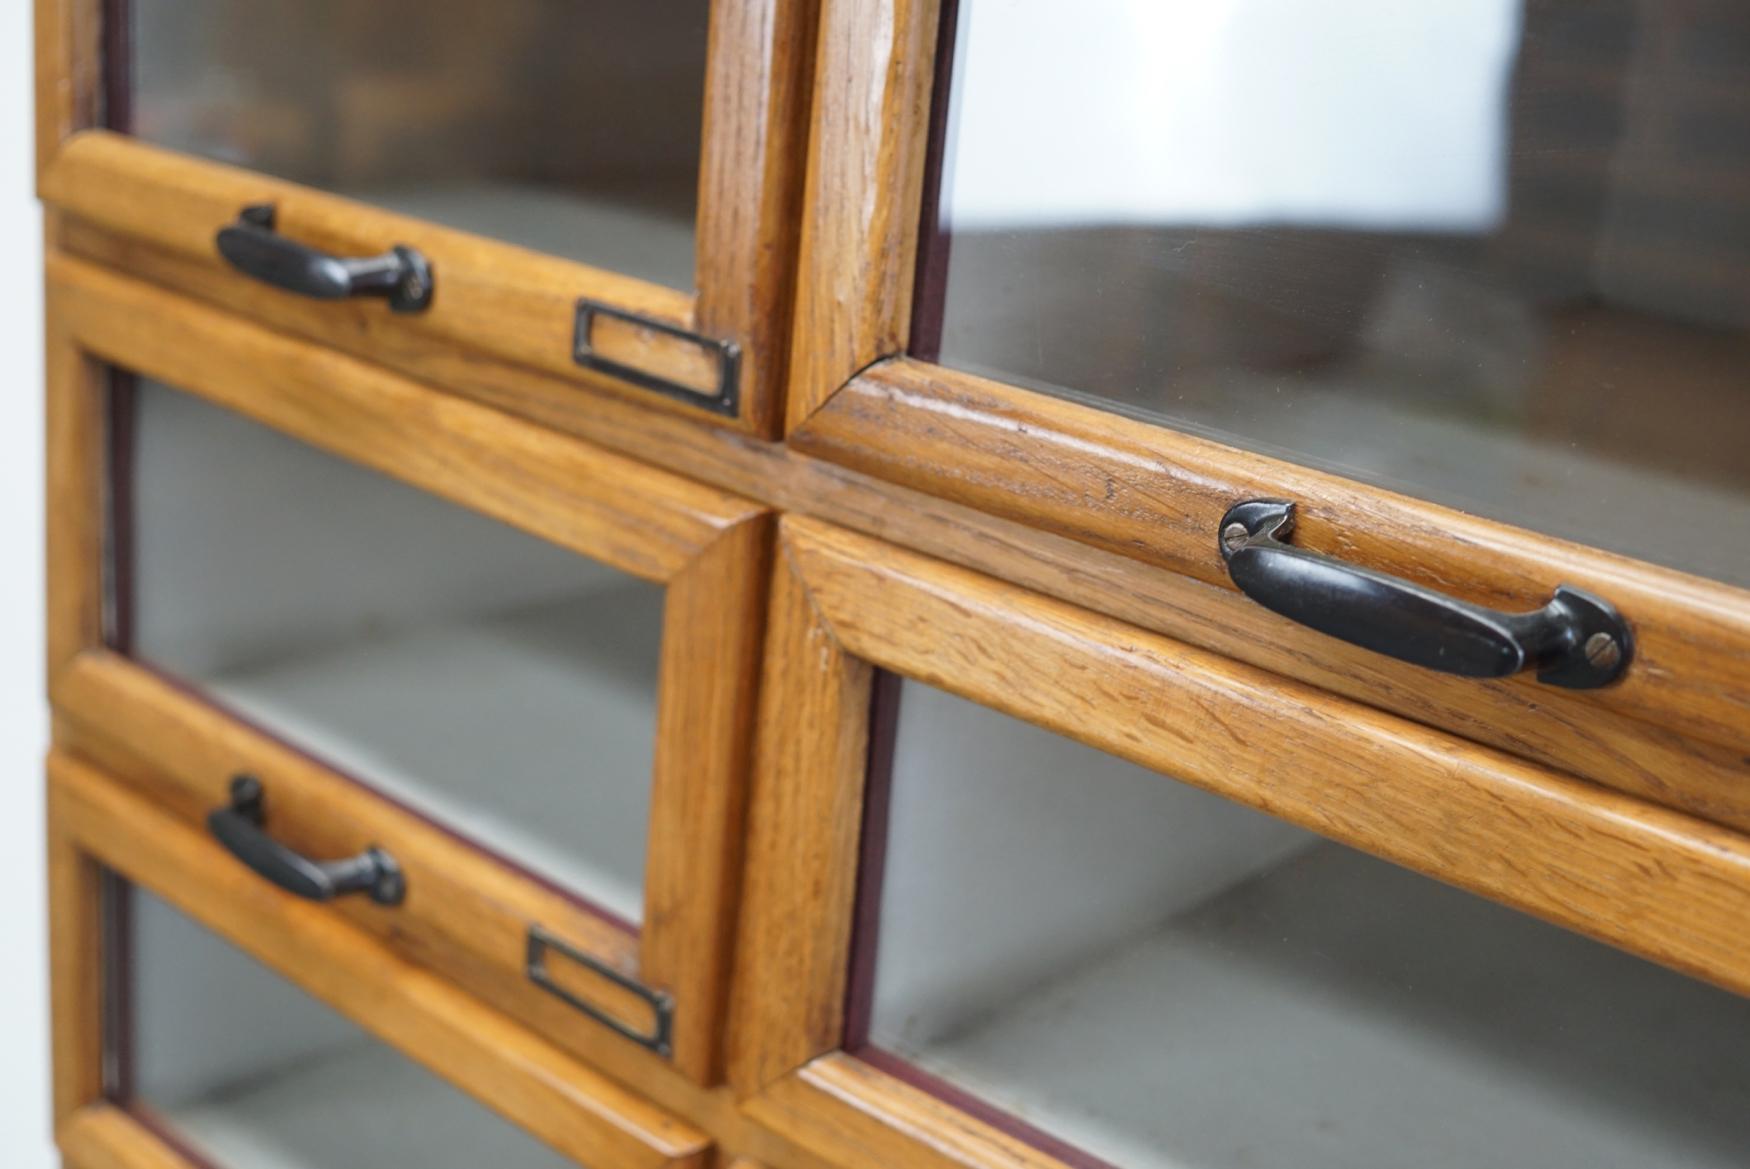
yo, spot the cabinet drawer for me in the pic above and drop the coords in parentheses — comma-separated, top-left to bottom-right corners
(732, 518, 1750, 1169)
(48, 264, 769, 1081)
(785, 0, 1750, 832)
(48, 751, 712, 1169)
(37, 0, 815, 433)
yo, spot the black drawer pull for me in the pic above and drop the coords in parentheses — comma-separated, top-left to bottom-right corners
(208, 775, 405, 905)
(216, 204, 433, 312)
(1219, 500, 1632, 689)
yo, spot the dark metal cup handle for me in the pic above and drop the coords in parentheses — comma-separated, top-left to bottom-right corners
(215, 204, 433, 312)
(208, 775, 405, 905)
(1218, 500, 1632, 689)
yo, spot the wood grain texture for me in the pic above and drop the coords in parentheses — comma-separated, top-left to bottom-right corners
(46, 256, 1747, 843)
(783, 518, 1750, 1002)
(782, 0, 942, 429)
(696, 0, 821, 436)
(50, 751, 714, 1169)
(51, 253, 758, 586)
(726, 529, 873, 1095)
(748, 1056, 1059, 1169)
(40, 0, 818, 436)
(48, 786, 104, 1130)
(48, 738, 848, 1169)
(795, 361, 1750, 761)
(54, 652, 646, 1034)
(43, 280, 104, 683)
(644, 514, 775, 1082)
(33, 0, 100, 182)
(60, 1106, 199, 1169)
(39, 133, 757, 429)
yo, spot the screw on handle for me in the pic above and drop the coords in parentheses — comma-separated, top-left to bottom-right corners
(216, 203, 433, 312)
(208, 775, 405, 905)
(1218, 500, 1632, 689)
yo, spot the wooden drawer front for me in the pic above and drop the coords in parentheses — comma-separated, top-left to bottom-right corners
(784, 0, 1750, 836)
(47, 751, 713, 1169)
(47, 260, 770, 1082)
(36, 0, 817, 433)
(731, 518, 1750, 1169)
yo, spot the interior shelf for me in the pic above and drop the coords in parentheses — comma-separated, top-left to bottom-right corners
(879, 843, 1750, 1169)
(196, 584, 663, 925)
(154, 1039, 576, 1169)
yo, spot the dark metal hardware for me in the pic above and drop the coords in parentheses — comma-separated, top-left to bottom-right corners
(216, 204, 434, 312)
(1218, 500, 1632, 688)
(526, 925, 674, 1057)
(208, 775, 406, 905)
(573, 298, 740, 415)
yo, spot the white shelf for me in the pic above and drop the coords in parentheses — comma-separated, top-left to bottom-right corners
(201, 585, 663, 925)
(878, 843, 1750, 1169)
(160, 1039, 576, 1169)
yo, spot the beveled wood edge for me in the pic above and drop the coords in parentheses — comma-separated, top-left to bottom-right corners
(40, 131, 755, 421)
(52, 648, 645, 992)
(731, 515, 1750, 1123)
(49, 253, 763, 586)
(60, 1104, 198, 1169)
(726, 532, 872, 1094)
(36, 0, 823, 437)
(49, 247, 1749, 860)
(33, 0, 100, 186)
(695, 0, 822, 438)
(48, 750, 716, 1169)
(782, 0, 942, 431)
(48, 780, 105, 1130)
(644, 513, 776, 1082)
(746, 1056, 1070, 1169)
(780, 0, 1750, 767)
(47, 258, 778, 1082)
(793, 360, 1750, 756)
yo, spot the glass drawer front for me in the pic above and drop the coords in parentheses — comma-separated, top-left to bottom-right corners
(115, 881, 582, 1169)
(921, 0, 1750, 586)
(124, 0, 709, 289)
(855, 678, 1750, 1169)
(117, 377, 663, 926)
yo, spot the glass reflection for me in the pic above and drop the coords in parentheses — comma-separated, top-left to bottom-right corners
(923, 0, 1750, 585)
(127, 0, 709, 288)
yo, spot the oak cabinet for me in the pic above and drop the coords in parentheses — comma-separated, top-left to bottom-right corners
(35, 2, 1750, 1169)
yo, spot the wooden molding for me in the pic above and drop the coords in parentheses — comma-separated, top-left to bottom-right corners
(783, 0, 943, 429)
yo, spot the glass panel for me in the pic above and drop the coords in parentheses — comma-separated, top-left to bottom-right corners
(116, 882, 583, 1169)
(120, 377, 663, 925)
(858, 678, 1750, 1169)
(126, 0, 709, 288)
(922, 1, 1750, 586)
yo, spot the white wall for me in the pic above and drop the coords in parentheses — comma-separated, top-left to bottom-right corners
(1, 1, 52, 1166)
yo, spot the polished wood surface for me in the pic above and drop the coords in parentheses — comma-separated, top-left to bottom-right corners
(783, 0, 942, 429)
(48, 255, 1745, 844)
(727, 534, 872, 1095)
(793, 360, 1750, 774)
(781, 0, 1750, 786)
(59, 1106, 200, 1169)
(734, 517, 1750, 1097)
(50, 752, 714, 1169)
(48, 252, 775, 1080)
(696, 0, 821, 435)
(35, 0, 819, 437)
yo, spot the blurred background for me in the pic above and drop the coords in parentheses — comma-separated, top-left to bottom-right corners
(1, 3, 54, 1167)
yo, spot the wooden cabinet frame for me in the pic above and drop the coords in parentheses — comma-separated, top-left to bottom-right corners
(45, 254, 772, 1083)
(46, 750, 716, 1169)
(779, 0, 1750, 830)
(727, 516, 1750, 1169)
(34, 0, 817, 436)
